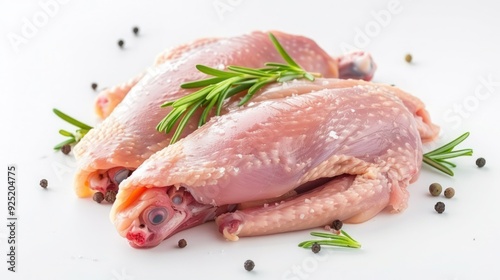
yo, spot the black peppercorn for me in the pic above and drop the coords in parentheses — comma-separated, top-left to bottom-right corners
(118, 39, 124, 48)
(178, 239, 187, 248)
(91, 83, 98, 91)
(93, 192, 104, 203)
(331, 219, 343, 231)
(311, 242, 321, 253)
(434, 202, 445, 214)
(132, 26, 139, 35)
(40, 179, 48, 188)
(244, 260, 255, 271)
(476, 157, 486, 168)
(61, 144, 71, 155)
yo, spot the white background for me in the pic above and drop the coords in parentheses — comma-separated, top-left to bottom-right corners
(1, 0, 500, 279)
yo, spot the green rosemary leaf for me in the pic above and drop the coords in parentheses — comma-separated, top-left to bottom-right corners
(181, 77, 227, 89)
(424, 132, 470, 157)
(156, 105, 188, 133)
(216, 83, 253, 115)
(436, 159, 457, 168)
(206, 77, 240, 101)
(304, 72, 316, 81)
(172, 85, 215, 107)
(309, 232, 342, 239)
(53, 108, 93, 130)
(423, 156, 454, 176)
(277, 74, 305, 83)
(227, 65, 273, 77)
(199, 96, 218, 126)
(269, 33, 301, 68)
(264, 62, 299, 70)
(339, 230, 356, 241)
(224, 82, 254, 98)
(170, 100, 204, 144)
(195, 64, 239, 78)
(233, 78, 260, 85)
(58, 129, 74, 137)
(427, 149, 473, 160)
(238, 77, 275, 106)
(160, 100, 175, 107)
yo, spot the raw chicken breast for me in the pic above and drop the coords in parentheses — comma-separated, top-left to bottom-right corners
(110, 78, 439, 248)
(74, 31, 376, 198)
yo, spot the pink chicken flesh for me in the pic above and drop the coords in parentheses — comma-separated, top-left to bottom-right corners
(73, 31, 376, 199)
(110, 78, 439, 248)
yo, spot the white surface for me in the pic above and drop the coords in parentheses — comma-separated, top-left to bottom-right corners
(1, 0, 500, 279)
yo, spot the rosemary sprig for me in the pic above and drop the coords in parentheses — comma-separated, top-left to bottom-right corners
(156, 33, 321, 144)
(423, 132, 473, 176)
(299, 230, 361, 249)
(53, 108, 93, 150)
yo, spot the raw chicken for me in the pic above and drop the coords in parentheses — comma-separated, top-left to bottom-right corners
(110, 78, 439, 248)
(73, 31, 377, 198)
